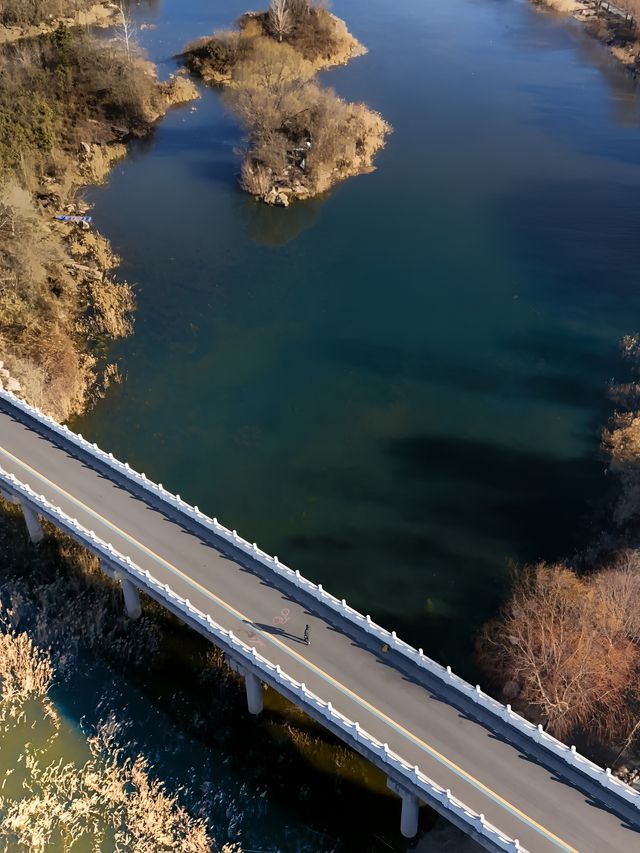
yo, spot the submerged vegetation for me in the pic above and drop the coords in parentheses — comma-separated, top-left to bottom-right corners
(183, 0, 391, 205)
(0, 624, 219, 851)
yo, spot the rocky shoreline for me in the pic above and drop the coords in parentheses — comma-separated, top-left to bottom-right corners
(534, 0, 640, 72)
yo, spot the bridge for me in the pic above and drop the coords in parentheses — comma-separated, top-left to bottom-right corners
(0, 389, 639, 852)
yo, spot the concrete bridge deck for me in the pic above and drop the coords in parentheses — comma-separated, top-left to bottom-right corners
(1, 397, 639, 852)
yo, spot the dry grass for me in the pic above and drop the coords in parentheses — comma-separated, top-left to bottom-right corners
(0, 629, 52, 703)
(614, 0, 640, 19)
(0, 0, 83, 26)
(0, 508, 220, 851)
(0, 622, 218, 852)
(0, 506, 160, 678)
(183, 4, 365, 82)
(0, 179, 135, 419)
(232, 77, 390, 203)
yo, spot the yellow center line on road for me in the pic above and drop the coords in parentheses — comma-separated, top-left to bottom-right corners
(0, 440, 580, 852)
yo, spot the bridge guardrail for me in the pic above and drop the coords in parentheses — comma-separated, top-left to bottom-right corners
(0, 464, 524, 853)
(1, 388, 639, 811)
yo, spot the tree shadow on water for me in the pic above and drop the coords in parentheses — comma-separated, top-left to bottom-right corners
(241, 194, 327, 247)
(384, 431, 603, 561)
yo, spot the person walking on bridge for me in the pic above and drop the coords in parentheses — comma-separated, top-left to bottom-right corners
(304, 624, 310, 645)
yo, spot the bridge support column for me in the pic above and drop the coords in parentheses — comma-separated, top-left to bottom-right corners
(119, 576, 141, 620)
(225, 655, 264, 715)
(244, 671, 264, 715)
(387, 778, 420, 838)
(20, 500, 44, 543)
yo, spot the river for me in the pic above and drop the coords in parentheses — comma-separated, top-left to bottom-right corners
(19, 0, 640, 849)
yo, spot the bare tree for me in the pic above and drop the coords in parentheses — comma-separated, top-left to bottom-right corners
(115, 1, 137, 60)
(269, 0, 292, 42)
(477, 562, 640, 742)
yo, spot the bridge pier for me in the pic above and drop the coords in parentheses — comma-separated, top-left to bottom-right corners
(20, 499, 44, 543)
(387, 778, 420, 838)
(244, 671, 264, 715)
(118, 575, 142, 620)
(225, 655, 264, 715)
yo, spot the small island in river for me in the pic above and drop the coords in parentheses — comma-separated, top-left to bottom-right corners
(182, 0, 392, 206)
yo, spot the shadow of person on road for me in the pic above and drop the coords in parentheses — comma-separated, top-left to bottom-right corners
(249, 620, 308, 645)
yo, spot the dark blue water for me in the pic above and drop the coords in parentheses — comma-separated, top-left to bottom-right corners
(70, 2, 640, 845)
(78, 0, 640, 677)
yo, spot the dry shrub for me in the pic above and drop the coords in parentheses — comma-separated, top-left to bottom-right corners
(240, 160, 274, 196)
(182, 29, 245, 84)
(231, 78, 390, 200)
(477, 561, 640, 744)
(0, 30, 162, 177)
(183, 4, 364, 81)
(593, 551, 640, 644)
(0, 521, 160, 677)
(287, 6, 366, 66)
(622, 0, 640, 18)
(230, 35, 315, 92)
(0, 0, 71, 26)
(184, 4, 387, 203)
(304, 86, 390, 193)
(604, 334, 640, 525)
(0, 180, 87, 418)
(242, 4, 366, 69)
(85, 278, 135, 339)
(0, 551, 217, 852)
(0, 627, 52, 707)
(0, 178, 134, 419)
(0, 24, 173, 419)
(605, 412, 640, 525)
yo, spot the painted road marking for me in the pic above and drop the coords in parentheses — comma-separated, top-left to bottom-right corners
(0, 439, 580, 852)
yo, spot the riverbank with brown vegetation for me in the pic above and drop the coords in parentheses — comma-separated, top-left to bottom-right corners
(0, 9, 198, 421)
(534, 0, 640, 72)
(182, 0, 391, 206)
(0, 0, 118, 43)
(477, 336, 640, 785)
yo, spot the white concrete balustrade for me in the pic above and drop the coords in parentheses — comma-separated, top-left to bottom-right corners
(1, 387, 639, 816)
(0, 464, 523, 852)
